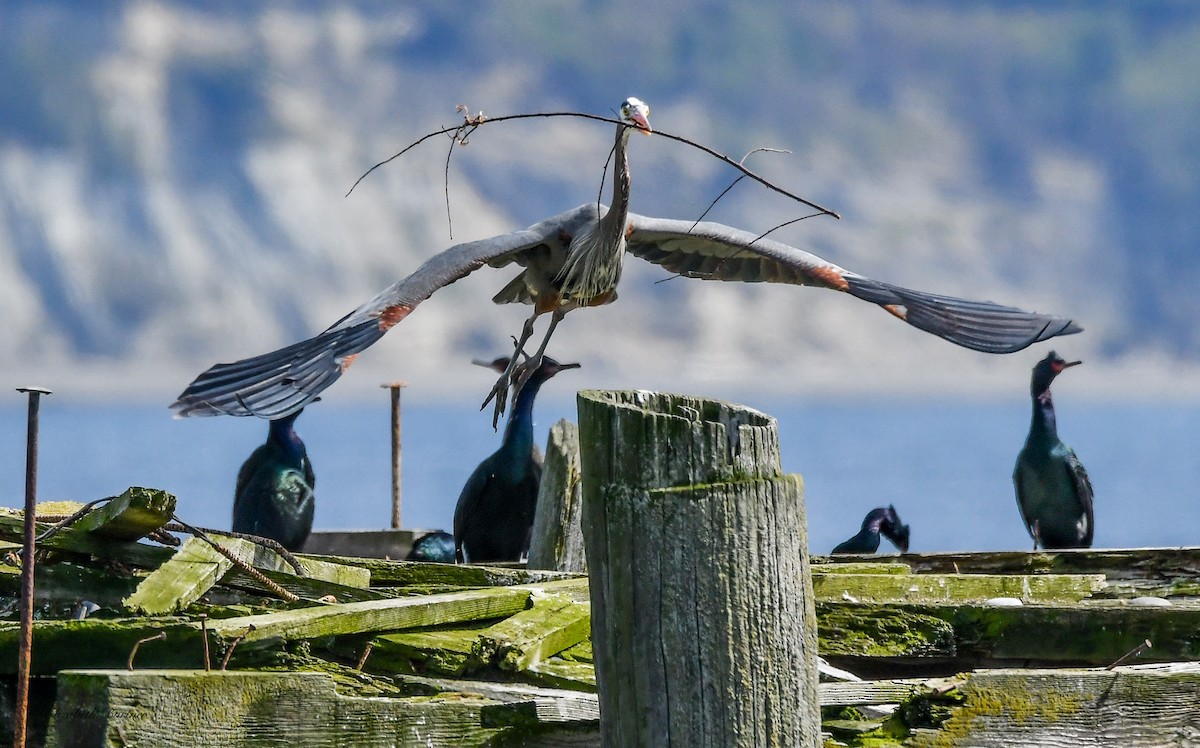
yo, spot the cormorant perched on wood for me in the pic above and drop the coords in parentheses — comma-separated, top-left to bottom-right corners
(407, 531, 455, 563)
(831, 506, 910, 554)
(1013, 351, 1094, 550)
(232, 408, 315, 551)
(454, 356, 579, 563)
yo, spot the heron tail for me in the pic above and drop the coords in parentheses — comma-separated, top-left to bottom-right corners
(843, 274, 1082, 354)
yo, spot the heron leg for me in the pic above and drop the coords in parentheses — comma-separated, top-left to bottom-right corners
(518, 307, 566, 390)
(481, 310, 541, 428)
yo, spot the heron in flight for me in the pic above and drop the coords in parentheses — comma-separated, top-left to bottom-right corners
(172, 96, 1081, 422)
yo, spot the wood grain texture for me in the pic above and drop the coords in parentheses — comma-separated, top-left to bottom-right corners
(912, 668, 1200, 747)
(528, 419, 588, 573)
(578, 389, 819, 747)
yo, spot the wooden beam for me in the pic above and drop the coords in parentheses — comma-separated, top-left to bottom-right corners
(71, 486, 176, 541)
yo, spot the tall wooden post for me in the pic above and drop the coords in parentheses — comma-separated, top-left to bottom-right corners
(527, 419, 587, 573)
(577, 390, 820, 747)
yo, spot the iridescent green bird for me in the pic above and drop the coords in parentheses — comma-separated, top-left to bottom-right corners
(1013, 352, 1094, 550)
(831, 505, 910, 554)
(232, 408, 316, 551)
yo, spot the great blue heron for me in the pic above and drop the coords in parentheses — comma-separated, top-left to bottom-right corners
(171, 96, 1081, 421)
(454, 355, 579, 563)
(1013, 352, 1093, 550)
(831, 505, 910, 554)
(232, 407, 316, 551)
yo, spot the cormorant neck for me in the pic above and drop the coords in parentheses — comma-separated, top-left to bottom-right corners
(269, 412, 306, 462)
(1029, 388, 1058, 442)
(500, 373, 549, 459)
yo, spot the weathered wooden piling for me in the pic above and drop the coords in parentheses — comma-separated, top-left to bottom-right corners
(527, 419, 587, 573)
(577, 390, 820, 747)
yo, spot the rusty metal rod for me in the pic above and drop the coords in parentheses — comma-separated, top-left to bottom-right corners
(127, 632, 167, 670)
(381, 382, 407, 529)
(14, 385, 50, 748)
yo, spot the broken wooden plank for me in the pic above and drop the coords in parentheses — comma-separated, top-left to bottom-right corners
(521, 657, 597, 692)
(820, 600, 1200, 672)
(473, 592, 591, 672)
(301, 553, 579, 587)
(813, 572, 1106, 605)
(897, 546, 1200, 581)
(0, 508, 171, 568)
(908, 667, 1200, 747)
(0, 560, 140, 611)
(52, 670, 510, 747)
(123, 536, 241, 615)
(71, 486, 176, 541)
(201, 583, 565, 648)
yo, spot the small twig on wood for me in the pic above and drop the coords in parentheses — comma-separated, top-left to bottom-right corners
(33, 497, 114, 543)
(346, 109, 840, 221)
(199, 614, 210, 671)
(127, 632, 167, 670)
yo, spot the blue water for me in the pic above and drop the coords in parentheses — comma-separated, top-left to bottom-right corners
(0, 397, 1196, 554)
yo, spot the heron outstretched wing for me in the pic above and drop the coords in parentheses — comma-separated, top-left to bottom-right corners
(626, 214, 1081, 354)
(171, 215, 578, 418)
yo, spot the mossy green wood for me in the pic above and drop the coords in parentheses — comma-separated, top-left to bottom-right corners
(300, 553, 579, 587)
(70, 487, 176, 541)
(473, 592, 591, 671)
(527, 419, 588, 573)
(819, 601, 1200, 666)
(123, 536, 242, 615)
(909, 668, 1200, 747)
(0, 509, 172, 568)
(49, 670, 509, 747)
(577, 389, 820, 748)
(811, 572, 1106, 605)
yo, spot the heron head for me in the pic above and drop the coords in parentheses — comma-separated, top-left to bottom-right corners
(620, 97, 651, 135)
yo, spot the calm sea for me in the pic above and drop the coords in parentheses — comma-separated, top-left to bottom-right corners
(0, 397, 1196, 554)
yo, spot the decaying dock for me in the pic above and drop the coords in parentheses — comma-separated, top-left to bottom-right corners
(2, 391, 1200, 746)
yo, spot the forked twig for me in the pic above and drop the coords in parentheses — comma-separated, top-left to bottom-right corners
(346, 109, 840, 221)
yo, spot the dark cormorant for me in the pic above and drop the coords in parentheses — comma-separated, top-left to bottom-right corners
(406, 531, 456, 563)
(1013, 351, 1094, 550)
(232, 408, 315, 551)
(831, 505, 910, 554)
(454, 356, 579, 563)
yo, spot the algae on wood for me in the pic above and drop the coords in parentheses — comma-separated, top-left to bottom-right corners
(124, 536, 243, 615)
(71, 486, 176, 541)
(812, 572, 1105, 605)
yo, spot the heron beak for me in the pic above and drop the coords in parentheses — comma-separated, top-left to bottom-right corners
(630, 111, 651, 135)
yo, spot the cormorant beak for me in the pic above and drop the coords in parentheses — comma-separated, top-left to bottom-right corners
(472, 357, 509, 372)
(1063, 359, 1082, 368)
(555, 362, 582, 372)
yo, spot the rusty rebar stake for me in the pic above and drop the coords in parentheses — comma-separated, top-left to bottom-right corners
(127, 632, 167, 670)
(1107, 639, 1152, 670)
(382, 382, 407, 529)
(220, 625, 256, 670)
(356, 642, 375, 671)
(199, 614, 211, 671)
(14, 385, 50, 748)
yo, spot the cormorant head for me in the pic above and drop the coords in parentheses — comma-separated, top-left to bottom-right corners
(1031, 351, 1081, 396)
(620, 97, 652, 135)
(881, 505, 910, 554)
(472, 355, 581, 381)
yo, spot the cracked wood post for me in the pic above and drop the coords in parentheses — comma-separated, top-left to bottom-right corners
(577, 390, 819, 747)
(527, 419, 587, 573)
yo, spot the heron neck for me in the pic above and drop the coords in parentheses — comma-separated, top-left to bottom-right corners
(599, 125, 633, 246)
